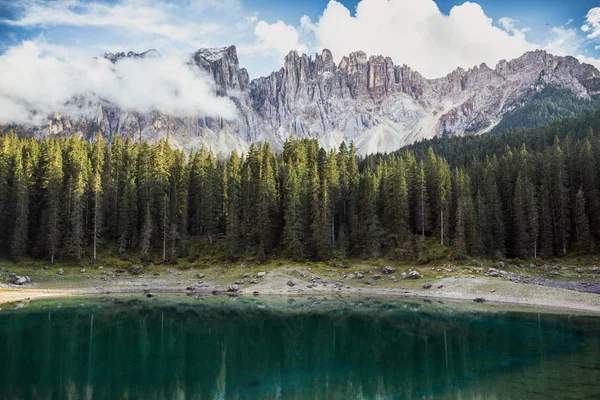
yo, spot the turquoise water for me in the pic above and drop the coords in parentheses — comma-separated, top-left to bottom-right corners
(0, 295, 599, 399)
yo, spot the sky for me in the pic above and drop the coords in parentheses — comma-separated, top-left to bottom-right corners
(0, 0, 599, 124)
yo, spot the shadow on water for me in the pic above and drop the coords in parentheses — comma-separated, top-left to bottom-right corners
(0, 295, 599, 399)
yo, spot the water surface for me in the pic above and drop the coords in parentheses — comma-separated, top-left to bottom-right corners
(0, 295, 599, 399)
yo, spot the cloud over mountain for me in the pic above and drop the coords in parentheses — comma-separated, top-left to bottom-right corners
(0, 40, 237, 125)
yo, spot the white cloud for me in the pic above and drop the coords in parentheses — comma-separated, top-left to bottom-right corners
(576, 54, 600, 69)
(4, 0, 219, 42)
(0, 40, 237, 125)
(582, 7, 600, 40)
(544, 26, 584, 56)
(236, 14, 258, 30)
(240, 20, 308, 59)
(305, 0, 537, 78)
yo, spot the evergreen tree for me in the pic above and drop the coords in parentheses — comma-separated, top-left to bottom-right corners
(575, 187, 594, 251)
(282, 165, 304, 260)
(10, 144, 28, 260)
(89, 134, 105, 262)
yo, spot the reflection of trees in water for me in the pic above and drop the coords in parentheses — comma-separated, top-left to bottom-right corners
(0, 298, 598, 399)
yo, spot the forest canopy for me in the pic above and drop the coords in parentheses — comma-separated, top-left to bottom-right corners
(2, 109, 600, 263)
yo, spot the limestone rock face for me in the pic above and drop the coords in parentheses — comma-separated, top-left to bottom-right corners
(18, 47, 600, 155)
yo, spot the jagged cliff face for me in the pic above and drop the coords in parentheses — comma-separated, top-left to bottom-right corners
(29, 46, 600, 154)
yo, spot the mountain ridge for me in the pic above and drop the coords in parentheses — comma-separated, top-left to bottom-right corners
(8, 45, 600, 155)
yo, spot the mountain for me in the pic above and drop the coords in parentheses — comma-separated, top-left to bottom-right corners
(10, 46, 600, 155)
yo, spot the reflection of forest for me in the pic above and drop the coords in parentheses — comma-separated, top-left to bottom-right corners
(0, 297, 599, 399)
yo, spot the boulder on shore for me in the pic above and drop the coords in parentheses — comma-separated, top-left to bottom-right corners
(228, 284, 239, 292)
(12, 275, 31, 285)
(381, 266, 396, 274)
(130, 265, 144, 275)
(57, 268, 64, 276)
(408, 271, 421, 279)
(423, 282, 432, 289)
(257, 272, 266, 278)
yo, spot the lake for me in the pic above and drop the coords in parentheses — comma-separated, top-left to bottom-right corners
(0, 295, 599, 399)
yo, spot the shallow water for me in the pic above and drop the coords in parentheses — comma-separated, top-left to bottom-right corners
(0, 295, 599, 399)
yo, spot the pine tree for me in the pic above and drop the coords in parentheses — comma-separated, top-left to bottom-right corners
(89, 133, 105, 262)
(415, 161, 430, 236)
(575, 187, 594, 251)
(257, 143, 278, 255)
(65, 136, 90, 259)
(225, 151, 242, 259)
(10, 144, 28, 260)
(39, 140, 64, 263)
(282, 165, 304, 260)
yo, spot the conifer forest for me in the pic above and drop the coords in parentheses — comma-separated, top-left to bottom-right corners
(3, 110, 600, 264)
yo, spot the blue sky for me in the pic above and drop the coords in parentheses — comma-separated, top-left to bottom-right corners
(0, 0, 599, 78)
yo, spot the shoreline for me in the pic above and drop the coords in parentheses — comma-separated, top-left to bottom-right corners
(2, 276, 600, 315)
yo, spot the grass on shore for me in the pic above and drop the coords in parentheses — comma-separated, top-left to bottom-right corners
(1, 237, 599, 291)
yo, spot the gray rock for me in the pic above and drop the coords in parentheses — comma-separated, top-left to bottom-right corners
(250, 279, 258, 284)
(576, 268, 584, 274)
(373, 274, 381, 280)
(43, 265, 51, 270)
(401, 272, 407, 279)
(12, 276, 30, 285)
(499, 262, 505, 269)
(228, 284, 239, 292)
(257, 272, 266, 278)
(488, 268, 501, 277)
(346, 273, 355, 279)
(381, 266, 396, 274)
(80, 268, 86, 273)
(130, 265, 144, 275)
(473, 297, 486, 303)
(408, 271, 421, 279)
(423, 282, 432, 289)
(196, 273, 205, 279)
(242, 273, 251, 278)
(187, 282, 209, 291)
(57, 268, 64, 276)
(356, 273, 364, 279)
(287, 280, 296, 287)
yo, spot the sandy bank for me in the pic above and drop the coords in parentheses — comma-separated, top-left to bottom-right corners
(2, 274, 599, 314)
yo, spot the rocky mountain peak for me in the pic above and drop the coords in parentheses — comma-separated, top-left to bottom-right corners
(102, 49, 160, 63)
(23, 45, 600, 156)
(193, 45, 248, 95)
